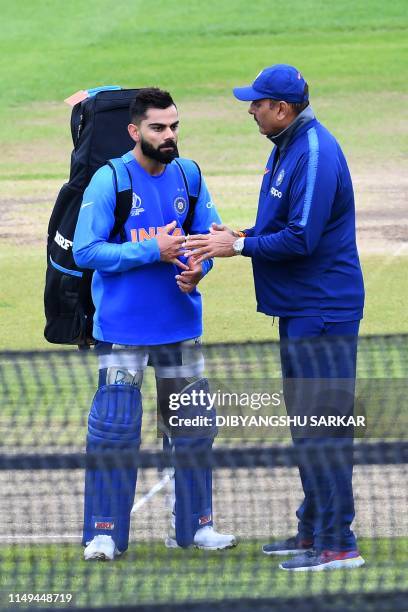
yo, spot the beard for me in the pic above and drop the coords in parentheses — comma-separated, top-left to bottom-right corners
(140, 137, 179, 164)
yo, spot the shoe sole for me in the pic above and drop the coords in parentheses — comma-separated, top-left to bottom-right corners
(165, 537, 237, 551)
(195, 540, 237, 551)
(263, 548, 312, 556)
(84, 552, 113, 561)
(279, 556, 365, 571)
(84, 549, 121, 561)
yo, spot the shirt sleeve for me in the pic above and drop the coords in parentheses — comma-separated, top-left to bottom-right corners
(73, 165, 160, 273)
(242, 139, 338, 261)
(189, 174, 221, 277)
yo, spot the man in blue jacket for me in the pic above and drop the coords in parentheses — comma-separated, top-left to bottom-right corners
(185, 65, 365, 571)
(73, 88, 236, 560)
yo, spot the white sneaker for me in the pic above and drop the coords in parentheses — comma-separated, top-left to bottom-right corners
(165, 525, 237, 550)
(83, 535, 120, 561)
(194, 525, 237, 550)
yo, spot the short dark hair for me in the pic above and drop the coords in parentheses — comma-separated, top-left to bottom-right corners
(269, 84, 309, 116)
(130, 88, 176, 124)
(289, 84, 309, 115)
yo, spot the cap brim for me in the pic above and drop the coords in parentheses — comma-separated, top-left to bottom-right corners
(232, 86, 268, 101)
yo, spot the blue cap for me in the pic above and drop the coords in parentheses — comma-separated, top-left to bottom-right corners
(233, 64, 308, 103)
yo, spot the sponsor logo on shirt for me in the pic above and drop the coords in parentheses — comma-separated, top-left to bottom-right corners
(174, 196, 187, 215)
(130, 226, 183, 243)
(54, 230, 73, 250)
(276, 169, 285, 186)
(270, 187, 283, 199)
(130, 192, 145, 216)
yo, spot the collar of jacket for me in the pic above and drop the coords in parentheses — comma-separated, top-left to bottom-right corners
(268, 105, 315, 153)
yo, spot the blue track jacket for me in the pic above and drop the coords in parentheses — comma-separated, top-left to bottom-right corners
(242, 114, 364, 321)
(73, 152, 221, 344)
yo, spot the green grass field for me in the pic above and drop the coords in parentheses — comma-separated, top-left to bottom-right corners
(1, 0, 407, 349)
(1, 2, 407, 609)
(1, 538, 406, 609)
(1, 246, 408, 349)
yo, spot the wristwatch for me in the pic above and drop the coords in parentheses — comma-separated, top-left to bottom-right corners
(233, 236, 245, 255)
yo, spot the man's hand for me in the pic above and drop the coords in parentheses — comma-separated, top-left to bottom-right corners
(157, 221, 189, 270)
(183, 224, 237, 263)
(175, 257, 203, 293)
(209, 223, 240, 237)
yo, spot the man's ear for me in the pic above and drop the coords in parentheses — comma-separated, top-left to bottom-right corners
(277, 100, 295, 120)
(276, 101, 290, 120)
(128, 123, 139, 144)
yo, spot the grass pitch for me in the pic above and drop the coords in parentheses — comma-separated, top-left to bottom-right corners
(0, 538, 406, 609)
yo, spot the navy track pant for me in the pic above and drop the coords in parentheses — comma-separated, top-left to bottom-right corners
(279, 317, 360, 551)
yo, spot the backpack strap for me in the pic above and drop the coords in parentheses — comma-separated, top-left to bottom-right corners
(174, 158, 202, 235)
(107, 158, 133, 242)
(106, 157, 202, 240)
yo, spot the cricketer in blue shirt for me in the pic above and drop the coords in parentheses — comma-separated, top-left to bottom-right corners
(73, 88, 236, 561)
(74, 155, 219, 345)
(185, 65, 365, 572)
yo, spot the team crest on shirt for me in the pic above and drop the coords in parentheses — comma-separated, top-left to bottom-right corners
(130, 192, 145, 216)
(276, 169, 285, 186)
(174, 196, 187, 215)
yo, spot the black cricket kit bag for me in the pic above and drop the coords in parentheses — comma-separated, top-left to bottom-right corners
(44, 86, 138, 346)
(44, 86, 201, 348)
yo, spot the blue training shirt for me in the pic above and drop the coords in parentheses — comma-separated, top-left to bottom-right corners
(242, 119, 365, 321)
(73, 152, 221, 344)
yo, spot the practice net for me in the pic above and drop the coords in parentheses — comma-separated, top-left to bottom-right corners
(0, 336, 407, 611)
